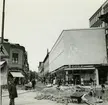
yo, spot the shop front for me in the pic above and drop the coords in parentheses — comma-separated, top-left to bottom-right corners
(64, 66, 96, 85)
(97, 65, 108, 85)
(8, 71, 24, 85)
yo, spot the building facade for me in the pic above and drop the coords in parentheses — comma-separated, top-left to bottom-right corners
(89, 0, 108, 86)
(0, 38, 29, 84)
(38, 62, 44, 77)
(89, 0, 108, 28)
(49, 28, 108, 85)
(43, 51, 49, 75)
(38, 50, 49, 78)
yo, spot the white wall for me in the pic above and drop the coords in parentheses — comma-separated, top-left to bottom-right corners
(49, 28, 107, 72)
(64, 28, 107, 65)
(49, 32, 65, 72)
(44, 57, 49, 74)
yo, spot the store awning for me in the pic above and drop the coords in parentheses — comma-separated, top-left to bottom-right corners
(10, 72, 24, 77)
(64, 67, 95, 70)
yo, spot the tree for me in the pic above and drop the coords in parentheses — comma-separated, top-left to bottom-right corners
(29, 70, 38, 81)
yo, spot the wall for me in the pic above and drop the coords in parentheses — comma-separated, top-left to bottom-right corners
(44, 57, 49, 75)
(64, 28, 107, 65)
(49, 28, 107, 72)
(38, 62, 44, 76)
(9, 48, 23, 69)
(49, 31, 65, 72)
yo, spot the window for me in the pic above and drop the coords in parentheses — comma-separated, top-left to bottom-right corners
(12, 53, 19, 63)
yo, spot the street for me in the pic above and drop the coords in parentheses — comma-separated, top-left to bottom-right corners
(2, 91, 60, 105)
(2, 90, 86, 105)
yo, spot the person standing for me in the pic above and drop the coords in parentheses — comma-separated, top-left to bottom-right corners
(53, 77, 56, 85)
(81, 77, 84, 86)
(8, 77, 18, 105)
(31, 79, 36, 89)
(90, 77, 94, 86)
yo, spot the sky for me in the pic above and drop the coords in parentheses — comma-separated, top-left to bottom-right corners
(0, 0, 106, 71)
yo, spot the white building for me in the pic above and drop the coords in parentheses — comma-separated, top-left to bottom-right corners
(49, 28, 108, 85)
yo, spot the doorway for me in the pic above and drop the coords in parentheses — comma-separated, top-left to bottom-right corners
(73, 74, 80, 85)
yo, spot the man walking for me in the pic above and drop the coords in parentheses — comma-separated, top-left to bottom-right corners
(8, 76, 18, 105)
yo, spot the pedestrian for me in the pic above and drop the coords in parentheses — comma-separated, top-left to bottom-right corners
(101, 84, 105, 93)
(32, 79, 36, 89)
(8, 76, 18, 105)
(81, 77, 84, 86)
(71, 78, 74, 85)
(99, 84, 105, 99)
(52, 77, 55, 85)
(90, 77, 94, 86)
(57, 78, 62, 87)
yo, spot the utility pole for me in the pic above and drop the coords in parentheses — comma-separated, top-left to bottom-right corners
(1, 0, 5, 44)
(0, 0, 6, 105)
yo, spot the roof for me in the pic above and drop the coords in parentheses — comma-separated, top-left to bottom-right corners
(43, 52, 49, 63)
(0, 37, 26, 51)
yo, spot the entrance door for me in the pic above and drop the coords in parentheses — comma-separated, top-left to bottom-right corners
(99, 69, 107, 84)
(73, 75, 80, 85)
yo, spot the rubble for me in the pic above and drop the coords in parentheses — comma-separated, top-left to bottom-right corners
(35, 85, 104, 105)
(35, 85, 83, 104)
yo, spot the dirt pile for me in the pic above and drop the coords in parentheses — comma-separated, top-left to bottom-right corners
(35, 85, 81, 104)
(35, 85, 106, 105)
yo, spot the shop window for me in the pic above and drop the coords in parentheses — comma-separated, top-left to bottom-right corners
(12, 53, 19, 63)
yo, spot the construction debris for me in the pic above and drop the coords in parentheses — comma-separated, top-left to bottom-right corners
(35, 85, 104, 105)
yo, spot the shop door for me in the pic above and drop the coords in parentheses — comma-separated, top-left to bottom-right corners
(73, 75, 80, 85)
(99, 70, 107, 84)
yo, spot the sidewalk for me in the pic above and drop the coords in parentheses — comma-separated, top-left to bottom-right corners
(2, 89, 32, 97)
